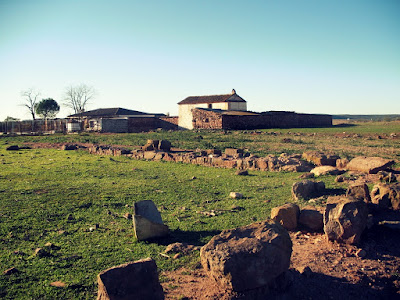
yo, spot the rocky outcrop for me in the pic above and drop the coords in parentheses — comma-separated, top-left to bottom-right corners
(346, 156, 395, 174)
(291, 180, 325, 201)
(323, 197, 368, 245)
(271, 203, 300, 231)
(370, 183, 400, 210)
(97, 258, 164, 300)
(200, 220, 292, 292)
(133, 200, 169, 241)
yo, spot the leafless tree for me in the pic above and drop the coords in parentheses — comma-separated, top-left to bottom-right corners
(21, 88, 41, 121)
(64, 84, 96, 114)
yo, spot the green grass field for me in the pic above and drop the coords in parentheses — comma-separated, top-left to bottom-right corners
(0, 121, 399, 299)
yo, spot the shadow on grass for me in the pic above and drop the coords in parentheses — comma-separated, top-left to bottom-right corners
(144, 229, 221, 247)
(332, 123, 358, 128)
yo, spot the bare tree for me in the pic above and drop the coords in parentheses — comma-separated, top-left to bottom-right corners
(21, 88, 41, 121)
(64, 84, 96, 114)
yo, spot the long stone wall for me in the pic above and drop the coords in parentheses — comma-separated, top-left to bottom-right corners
(192, 109, 332, 130)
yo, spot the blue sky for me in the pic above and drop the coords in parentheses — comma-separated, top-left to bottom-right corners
(0, 0, 399, 120)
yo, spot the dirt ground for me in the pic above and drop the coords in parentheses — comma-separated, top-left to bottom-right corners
(161, 220, 400, 300)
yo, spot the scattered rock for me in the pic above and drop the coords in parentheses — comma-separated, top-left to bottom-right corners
(335, 175, 346, 183)
(225, 148, 244, 158)
(378, 171, 397, 183)
(165, 242, 195, 255)
(311, 166, 344, 176)
(346, 183, 371, 202)
(133, 200, 169, 241)
(97, 258, 164, 300)
(336, 158, 349, 169)
(323, 196, 368, 245)
(271, 203, 300, 230)
(298, 207, 323, 231)
(200, 220, 292, 292)
(50, 281, 67, 288)
(229, 192, 243, 199)
(370, 183, 400, 210)
(33, 247, 49, 257)
(123, 213, 132, 220)
(61, 144, 78, 150)
(299, 172, 314, 179)
(346, 156, 395, 174)
(291, 180, 325, 201)
(6, 145, 19, 151)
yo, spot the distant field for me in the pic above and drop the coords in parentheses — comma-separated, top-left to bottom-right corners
(0, 121, 399, 299)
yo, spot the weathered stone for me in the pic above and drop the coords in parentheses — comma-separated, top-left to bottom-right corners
(346, 183, 371, 202)
(302, 151, 339, 166)
(346, 156, 395, 174)
(323, 197, 368, 245)
(133, 200, 169, 241)
(50, 281, 67, 288)
(97, 258, 164, 300)
(158, 140, 171, 152)
(200, 220, 292, 292)
(229, 192, 243, 199)
(61, 144, 78, 150)
(291, 180, 325, 201)
(143, 151, 157, 160)
(310, 166, 344, 176)
(370, 183, 400, 210)
(225, 148, 244, 157)
(335, 175, 346, 183)
(165, 242, 195, 255)
(298, 207, 323, 231)
(299, 172, 314, 179)
(336, 158, 349, 169)
(271, 203, 300, 230)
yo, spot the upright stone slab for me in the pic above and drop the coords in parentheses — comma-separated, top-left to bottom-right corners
(97, 258, 164, 300)
(323, 197, 368, 245)
(346, 183, 371, 202)
(133, 200, 169, 241)
(200, 220, 292, 292)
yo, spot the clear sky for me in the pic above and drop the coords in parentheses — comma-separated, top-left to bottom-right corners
(1, 0, 399, 121)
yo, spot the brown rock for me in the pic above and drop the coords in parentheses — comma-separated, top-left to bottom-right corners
(370, 182, 400, 210)
(235, 169, 248, 176)
(302, 151, 339, 166)
(347, 156, 395, 174)
(229, 192, 243, 199)
(97, 258, 164, 300)
(271, 203, 300, 231)
(336, 158, 349, 169)
(298, 207, 323, 231)
(291, 180, 325, 201)
(200, 220, 292, 292)
(225, 148, 244, 157)
(50, 281, 67, 288)
(323, 197, 368, 245)
(346, 183, 371, 202)
(378, 171, 397, 183)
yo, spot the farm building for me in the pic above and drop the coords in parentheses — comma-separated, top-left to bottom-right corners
(178, 89, 247, 129)
(178, 90, 332, 130)
(67, 107, 177, 133)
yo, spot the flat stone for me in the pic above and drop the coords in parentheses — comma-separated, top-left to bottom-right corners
(298, 207, 323, 231)
(311, 166, 344, 176)
(347, 156, 395, 174)
(271, 203, 300, 231)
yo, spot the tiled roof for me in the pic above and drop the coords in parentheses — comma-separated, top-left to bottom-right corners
(68, 108, 151, 118)
(195, 108, 258, 116)
(178, 91, 246, 105)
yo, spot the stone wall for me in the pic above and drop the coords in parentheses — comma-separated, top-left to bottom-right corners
(192, 109, 332, 130)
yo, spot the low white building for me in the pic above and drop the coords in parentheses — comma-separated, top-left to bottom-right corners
(178, 89, 247, 129)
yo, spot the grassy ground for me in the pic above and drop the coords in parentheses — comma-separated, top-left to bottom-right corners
(0, 121, 399, 299)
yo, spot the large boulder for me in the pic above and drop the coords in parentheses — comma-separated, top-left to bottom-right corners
(291, 180, 325, 201)
(298, 207, 323, 231)
(323, 197, 368, 245)
(133, 200, 169, 241)
(200, 220, 292, 292)
(271, 203, 300, 230)
(346, 156, 395, 174)
(97, 258, 164, 300)
(370, 183, 400, 210)
(346, 183, 371, 202)
(302, 151, 339, 166)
